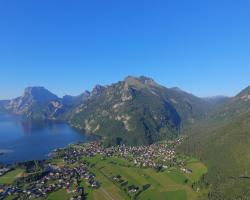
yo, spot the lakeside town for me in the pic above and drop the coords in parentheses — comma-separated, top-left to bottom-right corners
(0, 137, 195, 200)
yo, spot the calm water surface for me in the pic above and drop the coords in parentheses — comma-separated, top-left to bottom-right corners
(0, 114, 90, 164)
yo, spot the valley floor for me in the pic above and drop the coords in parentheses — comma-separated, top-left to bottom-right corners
(0, 139, 208, 200)
(81, 156, 207, 200)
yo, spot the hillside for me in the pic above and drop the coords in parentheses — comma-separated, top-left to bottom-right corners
(180, 85, 250, 199)
(69, 76, 213, 145)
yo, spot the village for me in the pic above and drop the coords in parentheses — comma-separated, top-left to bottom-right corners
(0, 161, 99, 200)
(52, 137, 189, 172)
(0, 137, 193, 200)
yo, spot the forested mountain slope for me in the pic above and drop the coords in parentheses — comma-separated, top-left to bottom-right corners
(180, 86, 250, 200)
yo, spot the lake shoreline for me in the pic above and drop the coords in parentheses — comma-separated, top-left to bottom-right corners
(0, 114, 91, 165)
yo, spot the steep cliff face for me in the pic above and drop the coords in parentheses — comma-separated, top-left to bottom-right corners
(5, 87, 58, 115)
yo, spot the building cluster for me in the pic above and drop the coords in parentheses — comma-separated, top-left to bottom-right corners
(54, 138, 184, 169)
(0, 162, 99, 200)
(0, 167, 10, 176)
(53, 142, 105, 164)
(110, 143, 176, 168)
(0, 137, 187, 199)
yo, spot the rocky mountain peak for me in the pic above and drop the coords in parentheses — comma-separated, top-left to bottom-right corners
(138, 76, 156, 84)
(125, 75, 155, 83)
(23, 86, 58, 103)
(92, 85, 106, 96)
(124, 76, 158, 90)
(171, 87, 182, 92)
(236, 85, 250, 101)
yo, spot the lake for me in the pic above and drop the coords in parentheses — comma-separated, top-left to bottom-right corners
(0, 114, 90, 164)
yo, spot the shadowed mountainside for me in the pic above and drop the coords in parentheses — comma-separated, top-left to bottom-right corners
(180, 85, 250, 199)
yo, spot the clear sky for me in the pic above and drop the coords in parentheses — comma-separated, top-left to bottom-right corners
(0, 0, 249, 99)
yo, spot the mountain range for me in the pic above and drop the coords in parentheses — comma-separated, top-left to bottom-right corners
(1, 76, 250, 199)
(0, 76, 225, 145)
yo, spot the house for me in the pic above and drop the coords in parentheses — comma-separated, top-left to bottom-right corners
(113, 175, 122, 181)
(128, 185, 139, 193)
(181, 168, 193, 174)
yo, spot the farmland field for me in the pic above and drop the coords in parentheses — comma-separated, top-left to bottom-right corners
(81, 156, 207, 200)
(186, 162, 208, 182)
(0, 168, 25, 185)
(46, 189, 70, 200)
(1, 145, 208, 200)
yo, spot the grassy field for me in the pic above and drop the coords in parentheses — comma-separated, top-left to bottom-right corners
(46, 189, 70, 200)
(140, 190, 187, 200)
(1, 156, 207, 200)
(83, 157, 129, 200)
(0, 168, 25, 185)
(186, 160, 208, 182)
(50, 158, 66, 167)
(81, 156, 207, 200)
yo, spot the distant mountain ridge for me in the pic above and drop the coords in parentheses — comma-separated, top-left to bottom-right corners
(0, 76, 220, 145)
(6, 87, 59, 115)
(203, 95, 230, 105)
(62, 91, 91, 106)
(0, 87, 89, 120)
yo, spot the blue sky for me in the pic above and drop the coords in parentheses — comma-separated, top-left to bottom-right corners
(0, 0, 249, 99)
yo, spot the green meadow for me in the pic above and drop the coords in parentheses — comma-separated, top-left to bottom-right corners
(80, 156, 208, 200)
(0, 168, 25, 185)
(46, 189, 70, 200)
(2, 156, 207, 200)
(186, 161, 208, 182)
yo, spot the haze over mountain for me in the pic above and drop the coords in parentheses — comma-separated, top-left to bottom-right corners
(0, 87, 89, 120)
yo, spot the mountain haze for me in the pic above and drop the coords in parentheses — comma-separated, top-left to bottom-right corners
(0, 87, 66, 120)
